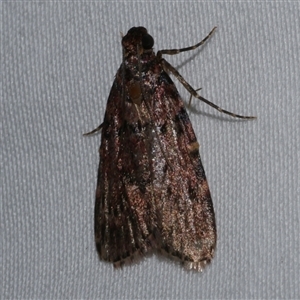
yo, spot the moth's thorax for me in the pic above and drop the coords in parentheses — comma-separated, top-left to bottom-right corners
(123, 51, 158, 74)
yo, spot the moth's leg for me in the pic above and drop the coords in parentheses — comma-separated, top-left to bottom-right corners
(83, 123, 103, 136)
(189, 88, 202, 107)
(157, 27, 217, 58)
(162, 59, 256, 119)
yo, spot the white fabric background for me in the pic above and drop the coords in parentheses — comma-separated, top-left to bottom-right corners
(1, 2, 299, 299)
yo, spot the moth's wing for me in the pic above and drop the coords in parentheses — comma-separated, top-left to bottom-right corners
(94, 77, 156, 266)
(148, 72, 217, 271)
(95, 68, 216, 270)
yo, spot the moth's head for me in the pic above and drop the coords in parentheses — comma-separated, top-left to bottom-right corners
(122, 27, 154, 57)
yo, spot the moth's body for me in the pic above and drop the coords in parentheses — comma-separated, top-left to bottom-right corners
(94, 27, 216, 271)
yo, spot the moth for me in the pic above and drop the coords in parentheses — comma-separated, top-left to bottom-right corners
(85, 27, 255, 271)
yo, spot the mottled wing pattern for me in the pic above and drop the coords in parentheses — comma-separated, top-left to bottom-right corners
(95, 68, 216, 270)
(148, 72, 216, 270)
(94, 26, 216, 271)
(94, 75, 156, 265)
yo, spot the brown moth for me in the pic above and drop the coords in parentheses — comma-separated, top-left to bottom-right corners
(85, 27, 255, 271)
